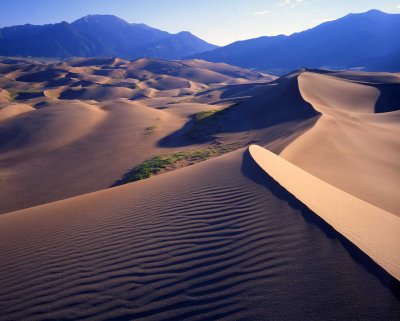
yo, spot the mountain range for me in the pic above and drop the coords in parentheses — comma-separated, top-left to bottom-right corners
(0, 15, 217, 60)
(0, 10, 398, 73)
(191, 10, 400, 74)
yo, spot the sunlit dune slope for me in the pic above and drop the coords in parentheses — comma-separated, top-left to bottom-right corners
(281, 71, 400, 214)
(0, 57, 274, 213)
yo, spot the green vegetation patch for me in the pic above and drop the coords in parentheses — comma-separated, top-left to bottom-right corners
(8, 89, 42, 101)
(187, 108, 228, 138)
(145, 124, 157, 135)
(122, 143, 240, 184)
(195, 110, 219, 122)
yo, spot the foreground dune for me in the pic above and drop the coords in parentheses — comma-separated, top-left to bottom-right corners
(250, 144, 400, 280)
(0, 149, 399, 320)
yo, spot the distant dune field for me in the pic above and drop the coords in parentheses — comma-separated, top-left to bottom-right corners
(0, 57, 399, 320)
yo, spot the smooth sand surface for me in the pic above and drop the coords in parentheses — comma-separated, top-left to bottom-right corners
(0, 149, 399, 320)
(0, 103, 34, 122)
(281, 71, 400, 214)
(250, 144, 400, 280)
(0, 99, 182, 213)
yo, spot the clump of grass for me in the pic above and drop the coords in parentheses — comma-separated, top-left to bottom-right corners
(167, 100, 180, 105)
(8, 90, 21, 101)
(195, 110, 219, 122)
(145, 125, 157, 135)
(121, 143, 241, 184)
(126, 150, 211, 182)
(166, 97, 191, 105)
(186, 108, 227, 138)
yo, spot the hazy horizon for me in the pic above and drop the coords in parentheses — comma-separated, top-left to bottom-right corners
(1, 0, 399, 46)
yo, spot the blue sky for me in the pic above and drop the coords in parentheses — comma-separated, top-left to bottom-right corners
(1, 0, 399, 45)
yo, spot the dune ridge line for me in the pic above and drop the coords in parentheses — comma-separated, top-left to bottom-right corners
(249, 144, 400, 280)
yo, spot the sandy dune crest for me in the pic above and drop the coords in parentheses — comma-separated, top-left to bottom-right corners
(250, 144, 400, 280)
(281, 71, 400, 214)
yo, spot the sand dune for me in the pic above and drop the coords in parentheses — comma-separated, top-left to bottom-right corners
(0, 101, 105, 164)
(0, 89, 11, 104)
(59, 86, 135, 101)
(0, 103, 34, 122)
(281, 72, 400, 214)
(0, 99, 184, 213)
(183, 59, 268, 80)
(0, 148, 398, 321)
(129, 58, 268, 85)
(250, 144, 400, 280)
(0, 57, 274, 213)
(0, 56, 399, 320)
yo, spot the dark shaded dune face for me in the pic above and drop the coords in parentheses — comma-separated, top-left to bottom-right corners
(213, 83, 269, 100)
(69, 80, 96, 88)
(44, 76, 76, 87)
(226, 73, 319, 127)
(16, 69, 66, 83)
(374, 83, 400, 113)
(14, 91, 44, 100)
(0, 62, 26, 74)
(0, 150, 398, 321)
(188, 71, 319, 138)
(66, 57, 128, 67)
(147, 76, 192, 90)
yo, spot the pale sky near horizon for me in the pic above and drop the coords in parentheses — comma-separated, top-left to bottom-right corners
(1, 0, 399, 45)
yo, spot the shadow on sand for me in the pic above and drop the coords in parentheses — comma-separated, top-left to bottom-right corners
(241, 149, 400, 297)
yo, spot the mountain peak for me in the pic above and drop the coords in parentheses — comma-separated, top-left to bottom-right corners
(346, 9, 388, 18)
(176, 31, 195, 38)
(364, 9, 385, 15)
(0, 14, 217, 60)
(73, 14, 129, 26)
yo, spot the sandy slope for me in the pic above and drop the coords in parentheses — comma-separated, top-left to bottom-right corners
(0, 149, 398, 321)
(250, 144, 400, 280)
(0, 59, 399, 320)
(0, 58, 273, 213)
(0, 103, 34, 122)
(0, 100, 183, 213)
(281, 72, 400, 214)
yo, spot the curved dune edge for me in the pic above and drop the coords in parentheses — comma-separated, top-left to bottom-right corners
(249, 144, 400, 280)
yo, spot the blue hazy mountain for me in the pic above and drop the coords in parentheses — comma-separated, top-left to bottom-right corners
(0, 15, 218, 59)
(190, 10, 400, 74)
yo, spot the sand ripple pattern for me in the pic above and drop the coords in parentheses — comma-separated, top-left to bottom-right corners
(0, 150, 399, 320)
